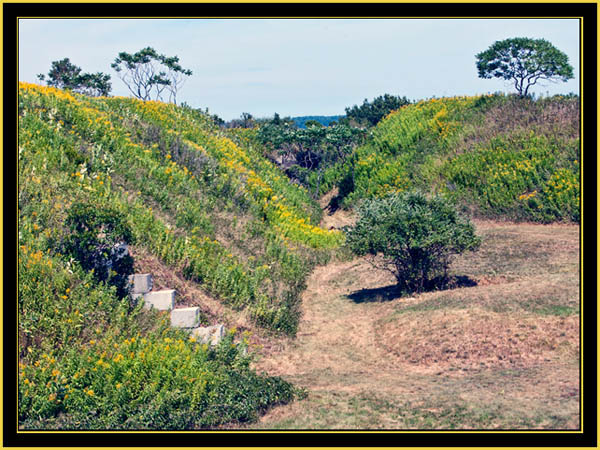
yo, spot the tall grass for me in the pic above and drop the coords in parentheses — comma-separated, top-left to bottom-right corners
(18, 83, 329, 429)
(337, 93, 580, 223)
(19, 82, 341, 335)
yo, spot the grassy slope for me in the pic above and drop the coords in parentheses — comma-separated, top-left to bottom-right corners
(338, 94, 580, 223)
(17, 83, 344, 428)
(18, 85, 580, 430)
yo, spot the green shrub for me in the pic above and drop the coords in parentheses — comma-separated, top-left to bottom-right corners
(63, 202, 134, 298)
(345, 191, 480, 292)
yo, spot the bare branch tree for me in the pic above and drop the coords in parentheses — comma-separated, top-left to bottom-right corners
(111, 47, 192, 103)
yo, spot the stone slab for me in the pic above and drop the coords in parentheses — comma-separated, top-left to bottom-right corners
(143, 289, 175, 311)
(170, 307, 200, 328)
(128, 273, 153, 294)
(191, 324, 225, 346)
(112, 242, 129, 259)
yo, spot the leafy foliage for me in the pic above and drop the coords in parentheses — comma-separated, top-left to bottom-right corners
(19, 244, 296, 429)
(62, 202, 134, 298)
(38, 58, 111, 97)
(343, 94, 411, 127)
(258, 118, 366, 197)
(336, 94, 580, 223)
(345, 191, 480, 293)
(476, 37, 574, 97)
(18, 81, 342, 340)
(18, 82, 305, 429)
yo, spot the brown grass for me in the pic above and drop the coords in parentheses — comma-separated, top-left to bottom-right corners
(378, 308, 579, 371)
(246, 219, 580, 430)
(125, 200, 580, 429)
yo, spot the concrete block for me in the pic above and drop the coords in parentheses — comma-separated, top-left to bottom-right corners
(192, 324, 225, 346)
(112, 242, 129, 259)
(128, 273, 153, 294)
(143, 289, 175, 311)
(171, 307, 200, 328)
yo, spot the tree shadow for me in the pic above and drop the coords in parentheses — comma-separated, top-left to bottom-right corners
(347, 284, 402, 303)
(325, 194, 342, 215)
(347, 275, 478, 304)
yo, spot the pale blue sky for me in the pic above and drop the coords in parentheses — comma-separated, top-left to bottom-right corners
(19, 18, 580, 120)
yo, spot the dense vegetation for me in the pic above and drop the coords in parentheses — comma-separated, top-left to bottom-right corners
(331, 93, 580, 223)
(257, 118, 366, 198)
(342, 94, 411, 128)
(17, 82, 344, 428)
(18, 78, 580, 430)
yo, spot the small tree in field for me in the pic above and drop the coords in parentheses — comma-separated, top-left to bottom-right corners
(476, 37, 574, 97)
(345, 191, 480, 293)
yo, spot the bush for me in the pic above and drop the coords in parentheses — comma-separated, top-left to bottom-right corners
(345, 191, 480, 293)
(344, 94, 411, 127)
(63, 202, 134, 298)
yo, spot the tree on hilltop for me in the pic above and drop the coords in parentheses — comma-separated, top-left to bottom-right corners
(111, 47, 192, 103)
(476, 37, 574, 97)
(37, 58, 112, 97)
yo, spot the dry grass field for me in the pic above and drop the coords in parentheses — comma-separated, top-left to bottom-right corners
(242, 219, 580, 430)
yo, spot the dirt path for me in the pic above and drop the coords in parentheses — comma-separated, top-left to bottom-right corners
(255, 259, 407, 386)
(247, 219, 580, 430)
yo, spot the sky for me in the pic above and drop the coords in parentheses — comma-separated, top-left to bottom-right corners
(18, 18, 580, 121)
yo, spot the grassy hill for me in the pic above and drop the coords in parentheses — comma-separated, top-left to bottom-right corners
(17, 82, 344, 429)
(17, 84, 580, 430)
(331, 94, 580, 223)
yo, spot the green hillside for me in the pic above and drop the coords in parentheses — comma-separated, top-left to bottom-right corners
(17, 82, 345, 428)
(17, 83, 580, 430)
(334, 94, 580, 223)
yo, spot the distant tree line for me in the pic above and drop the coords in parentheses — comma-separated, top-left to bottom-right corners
(342, 94, 411, 127)
(35, 37, 574, 112)
(292, 115, 344, 128)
